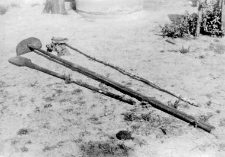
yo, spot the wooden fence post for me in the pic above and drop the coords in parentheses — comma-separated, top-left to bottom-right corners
(196, 2, 203, 37)
(221, 0, 225, 30)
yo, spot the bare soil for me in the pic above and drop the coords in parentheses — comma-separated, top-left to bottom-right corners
(1, 0, 225, 157)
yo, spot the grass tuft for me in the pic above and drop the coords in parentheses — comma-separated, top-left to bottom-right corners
(10, 1, 20, 8)
(80, 140, 131, 157)
(0, 5, 8, 15)
(31, 3, 40, 7)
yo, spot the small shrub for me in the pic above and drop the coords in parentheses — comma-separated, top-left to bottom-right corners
(179, 46, 190, 54)
(161, 12, 198, 38)
(0, 5, 8, 15)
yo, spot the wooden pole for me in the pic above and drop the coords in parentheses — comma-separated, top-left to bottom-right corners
(196, 2, 203, 36)
(221, 0, 225, 31)
(9, 56, 136, 105)
(43, 0, 66, 14)
(28, 45, 215, 133)
(65, 43, 198, 107)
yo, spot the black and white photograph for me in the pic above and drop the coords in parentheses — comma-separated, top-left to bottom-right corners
(0, 0, 225, 156)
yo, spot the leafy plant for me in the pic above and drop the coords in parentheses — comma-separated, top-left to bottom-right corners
(161, 6, 224, 38)
(161, 13, 198, 38)
(201, 7, 224, 36)
(179, 46, 190, 54)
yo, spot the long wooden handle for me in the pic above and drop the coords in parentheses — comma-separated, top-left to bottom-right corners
(8, 56, 135, 105)
(65, 43, 197, 107)
(28, 45, 215, 133)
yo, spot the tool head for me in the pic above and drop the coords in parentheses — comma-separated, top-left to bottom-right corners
(8, 56, 32, 67)
(51, 37, 68, 44)
(16, 37, 42, 56)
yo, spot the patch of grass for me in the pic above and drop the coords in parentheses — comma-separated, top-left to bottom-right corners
(80, 141, 132, 157)
(29, 81, 38, 87)
(59, 98, 71, 103)
(43, 146, 55, 152)
(219, 118, 225, 127)
(18, 95, 26, 101)
(30, 97, 35, 103)
(10, 2, 20, 8)
(179, 46, 190, 54)
(53, 89, 63, 94)
(44, 104, 52, 108)
(43, 141, 66, 152)
(17, 128, 30, 135)
(88, 115, 102, 125)
(122, 111, 157, 123)
(198, 113, 213, 123)
(44, 96, 54, 102)
(209, 43, 225, 54)
(0, 5, 8, 15)
(123, 112, 184, 136)
(31, 3, 40, 7)
(71, 88, 83, 95)
(122, 112, 141, 122)
(20, 146, 29, 152)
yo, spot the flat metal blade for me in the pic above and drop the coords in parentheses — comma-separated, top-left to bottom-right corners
(16, 37, 42, 56)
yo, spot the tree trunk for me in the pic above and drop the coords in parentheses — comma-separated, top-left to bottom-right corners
(43, 0, 66, 14)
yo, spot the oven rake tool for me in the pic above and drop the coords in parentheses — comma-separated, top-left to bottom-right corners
(8, 56, 135, 105)
(49, 37, 198, 107)
(9, 37, 215, 133)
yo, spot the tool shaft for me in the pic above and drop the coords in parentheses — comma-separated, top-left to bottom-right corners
(28, 45, 214, 133)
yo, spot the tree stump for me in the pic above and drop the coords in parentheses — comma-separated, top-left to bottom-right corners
(43, 0, 66, 14)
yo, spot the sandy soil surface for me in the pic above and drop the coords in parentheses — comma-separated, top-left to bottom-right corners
(1, 0, 225, 157)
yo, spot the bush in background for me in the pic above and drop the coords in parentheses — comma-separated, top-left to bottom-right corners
(201, 7, 224, 36)
(161, 7, 224, 38)
(161, 12, 198, 38)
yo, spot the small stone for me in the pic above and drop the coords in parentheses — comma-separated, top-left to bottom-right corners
(116, 130, 134, 140)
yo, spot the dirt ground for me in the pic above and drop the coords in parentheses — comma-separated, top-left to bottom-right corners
(1, 0, 225, 157)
